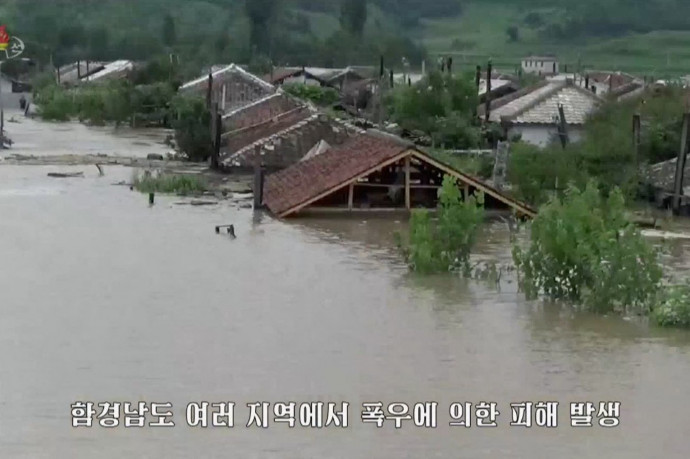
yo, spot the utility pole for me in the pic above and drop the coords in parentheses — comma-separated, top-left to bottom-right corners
(672, 113, 690, 215)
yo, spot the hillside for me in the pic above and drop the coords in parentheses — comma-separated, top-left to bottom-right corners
(2, 0, 690, 77)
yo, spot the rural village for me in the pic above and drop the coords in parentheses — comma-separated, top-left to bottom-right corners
(3, 1, 690, 456)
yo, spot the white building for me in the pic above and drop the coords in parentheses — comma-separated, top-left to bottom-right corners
(521, 55, 559, 76)
(481, 79, 603, 147)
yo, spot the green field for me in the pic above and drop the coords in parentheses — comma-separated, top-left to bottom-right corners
(415, 3, 690, 77)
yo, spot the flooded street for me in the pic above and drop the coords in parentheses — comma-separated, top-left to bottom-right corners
(1, 164, 689, 458)
(1, 108, 172, 159)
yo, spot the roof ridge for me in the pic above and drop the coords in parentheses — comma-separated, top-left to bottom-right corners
(221, 92, 284, 120)
(480, 79, 551, 116)
(223, 113, 322, 165)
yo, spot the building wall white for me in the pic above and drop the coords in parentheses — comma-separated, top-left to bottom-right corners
(508, 125, 583, 148)
(521, 59, 559, 75)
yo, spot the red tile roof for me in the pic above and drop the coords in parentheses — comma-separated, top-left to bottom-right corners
(263, 133, 410, 216)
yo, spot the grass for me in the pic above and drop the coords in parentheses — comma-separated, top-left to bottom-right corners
(131, 171, 207, 195)
(413, 2, 690, 77)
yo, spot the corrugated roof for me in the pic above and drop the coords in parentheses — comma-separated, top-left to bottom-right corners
(82, 60, 133, 82)
(180, 64, 274, 92)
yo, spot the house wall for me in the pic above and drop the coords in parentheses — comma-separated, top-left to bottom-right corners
(509, 125, 584, 148)
(190, 73, 274, 112)
(521, 59, 559, 75)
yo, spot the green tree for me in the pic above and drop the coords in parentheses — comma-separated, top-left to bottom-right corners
(513, 181, 662, 315)
(245, 0, 280, 55)
(400, 175, 485, 274)
(162, 14, 177, 47)
(340, 0, 367, 37)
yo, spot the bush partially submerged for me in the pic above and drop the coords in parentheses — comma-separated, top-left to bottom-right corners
(400, 175, 485, 275)
(513, 181, 662, 315)
(132, 171, 207, 195)
(653, 284, 690, 329)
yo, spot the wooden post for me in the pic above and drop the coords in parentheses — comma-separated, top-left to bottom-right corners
(584, 75, 589, 89)
(404, 155, 411, 210)
(447, 57, 453, 74)
(557, 104, 569, 148)
(672, 113, 690, 215)
(77, 60, 81, 79)
(206, 72, 213, 109)
(348, 183, 354, 210)
(149, 193, 155, 206)
(379, 55, 384, 79)
(464, 183, 470, 200)
(221, 84, 227, 111)
(253, 144, 264, 209)
(56, 66, 61, 84)
(632, 113, 641, 171)
(408, 77, 411, 87)
(484, 60, 493, 122)
(475, 65, 481, 88)
(211, 111, 221, 170)
(86, 60, 89, 76)
(389, 69, 394, 88)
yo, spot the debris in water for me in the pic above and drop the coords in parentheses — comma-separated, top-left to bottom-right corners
(47, 172, 84, 178)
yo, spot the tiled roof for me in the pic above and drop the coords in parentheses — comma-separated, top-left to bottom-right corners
(263, 133, 410, 215)
(221, 91, 304, 131)
(487, 80, 602, 125)
(180, 64, 274, 92)
(221, 115, 363, 167)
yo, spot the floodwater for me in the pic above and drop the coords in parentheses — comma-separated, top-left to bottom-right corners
(1, 108, 172, 158)
(1, 165, 690, 459)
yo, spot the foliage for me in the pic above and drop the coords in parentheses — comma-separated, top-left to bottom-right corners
(386, 71, 480, 149)
(340, 0, 367, 37)
(506, 25, 519, 42)
(170, 94, 213, 162)
(513, 181, 662, 315)
(282, 83, 340, 106)
(430, 151, 494, 180)
(245, 0, 280, 54)
(652, 284, 690, 329)
(162, 14, 177, 47)
(401, 175, 485, 275)
(132, 171, 207, 195)
(508, 142, 586, 206)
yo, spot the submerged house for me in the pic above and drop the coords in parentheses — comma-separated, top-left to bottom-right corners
(180, 64, 276, 113)
(219, 90, 361, 170)
(479, 79, 603, 147)
(263, 131, 536, 218)
(57, 61, 106, 85)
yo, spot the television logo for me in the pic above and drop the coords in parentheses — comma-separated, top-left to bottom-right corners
(0, 25, 25, 60)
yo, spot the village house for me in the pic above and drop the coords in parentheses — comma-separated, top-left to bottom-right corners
(479, 79, 603, 147)
(262, 130, 536, 218)
(521, 55, 559, 76)
(81, 60, 135, 84)
(218, 88, 361, 170)
(56, 60, 106, 85)
(180, 64, 276, 113)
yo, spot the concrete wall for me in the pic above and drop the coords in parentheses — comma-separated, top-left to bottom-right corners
(521, 59, 559, 75)
(509, 124, 583, 148)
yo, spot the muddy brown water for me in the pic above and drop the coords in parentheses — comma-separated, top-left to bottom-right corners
(1, 165, 690, 458)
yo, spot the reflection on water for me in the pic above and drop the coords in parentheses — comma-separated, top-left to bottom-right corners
(1, 165, 690, 458)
